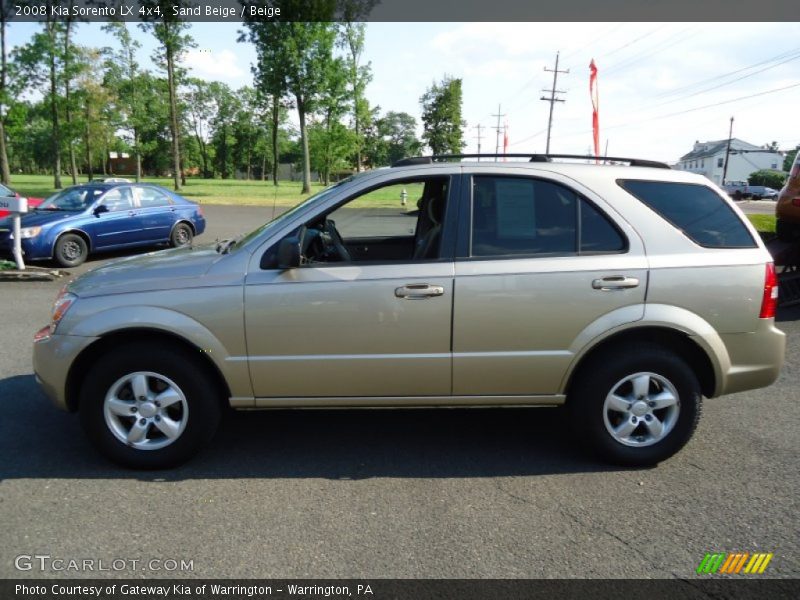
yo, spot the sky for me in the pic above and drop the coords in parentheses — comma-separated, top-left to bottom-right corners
(6, 21, 800, 164)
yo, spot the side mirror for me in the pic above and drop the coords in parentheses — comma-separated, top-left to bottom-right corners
(93, 204, 109, 217)
(277, 236, 302, 269)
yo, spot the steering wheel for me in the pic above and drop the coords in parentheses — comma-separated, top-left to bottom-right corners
(320, 219, 352, 262)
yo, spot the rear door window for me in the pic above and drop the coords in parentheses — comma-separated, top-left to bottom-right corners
(470, 176, 626, 257)
(618, 180, 756, 248)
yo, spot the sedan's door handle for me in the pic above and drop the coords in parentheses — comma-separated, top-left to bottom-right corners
(592, 275, 640, 291)
(395, 284, 445, 299)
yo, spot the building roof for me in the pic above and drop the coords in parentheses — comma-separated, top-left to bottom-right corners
(679, 138, 768, 161)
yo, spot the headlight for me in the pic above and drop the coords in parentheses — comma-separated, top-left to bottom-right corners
(50, 289, 77, 334)
(10, 226, 42, 239)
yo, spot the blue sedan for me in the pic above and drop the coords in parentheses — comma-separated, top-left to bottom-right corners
(0, 183, 206, 267)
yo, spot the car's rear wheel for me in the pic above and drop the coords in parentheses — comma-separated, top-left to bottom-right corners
(568, 345, 702, 466)
(170, 222, 193, 248)
(79, 343, 221, 469)
(54, 233, 88, 267)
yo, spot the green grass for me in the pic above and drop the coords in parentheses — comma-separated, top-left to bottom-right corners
(747, 214, 776, 233)
(9, 174, 332, 208)
(8, 174, 422, 209)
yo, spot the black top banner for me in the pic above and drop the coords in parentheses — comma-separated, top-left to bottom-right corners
(4, 0, 797, 22)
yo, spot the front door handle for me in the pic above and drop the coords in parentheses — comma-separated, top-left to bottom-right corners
(395, 283, 445, 299)
(592, 275, 640, 291)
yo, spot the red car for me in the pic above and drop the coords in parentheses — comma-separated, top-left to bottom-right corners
(0, 183, 43, 218)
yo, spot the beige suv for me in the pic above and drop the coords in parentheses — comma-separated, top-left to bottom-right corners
(32, 154, 786, 468)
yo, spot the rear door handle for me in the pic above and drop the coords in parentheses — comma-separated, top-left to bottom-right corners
(395, 284, 445, 299)
(592, 275, 640, 291)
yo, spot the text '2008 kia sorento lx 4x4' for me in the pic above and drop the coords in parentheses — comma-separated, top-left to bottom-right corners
(32, 154, 786, 469)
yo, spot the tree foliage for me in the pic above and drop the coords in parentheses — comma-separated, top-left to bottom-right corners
(420, 75, 465, 155)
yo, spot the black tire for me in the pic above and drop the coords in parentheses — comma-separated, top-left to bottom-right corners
(79, 342, 222, 469)
(170, 222, 194, 248)
(54, 233, 88, 267)
(568, 344, 702, 467)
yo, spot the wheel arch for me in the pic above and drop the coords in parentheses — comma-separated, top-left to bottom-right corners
(64, 328, 232, 412)
(562, 326, 717, 402)
(170, 219, 196, 236)
(51, 228, 92, 257)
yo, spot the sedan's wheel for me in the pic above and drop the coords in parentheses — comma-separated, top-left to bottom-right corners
(569, 345, 702, 466)
(170, 222, 193, 247)
(54, 233, 88, 267)
(80, 343, 221, 469)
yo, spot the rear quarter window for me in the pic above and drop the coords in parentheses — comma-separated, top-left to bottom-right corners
(618, 180, 756, 248)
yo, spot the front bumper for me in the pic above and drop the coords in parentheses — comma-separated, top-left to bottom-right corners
(33, 331, 99, 411)
(0, 231, 50, 260)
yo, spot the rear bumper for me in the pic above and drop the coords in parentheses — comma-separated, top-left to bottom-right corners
(714, 320, 786, 396)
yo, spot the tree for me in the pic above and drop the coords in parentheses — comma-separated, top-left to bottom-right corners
(784, 145, 799, 172)
(244, 8, 339, 194)
(420, 75, 465, 155)
(12, 6, 65, 188)
(183, 78, 217, 178)
(748, 169, 787, 189)
(338, 19, 371, 171)
(103, 21, 146, 181)
(140, 1, 195, 190)
(209, 83, 239, 179)
(75, 48, 115, 181)
(0, 2, 15, 184)
(365, 111, 421, 167)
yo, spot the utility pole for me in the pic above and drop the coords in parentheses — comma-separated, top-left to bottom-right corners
(721, 116, 734, 185)
(473, 123, 484, 160)
(540, 51, 569, 154)
(491, 104, 506, 162)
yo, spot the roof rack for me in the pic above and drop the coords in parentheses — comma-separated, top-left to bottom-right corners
(391, 154, 670, 169)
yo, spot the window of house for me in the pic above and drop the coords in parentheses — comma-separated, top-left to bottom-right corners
(470, 176, 625, 257)
(717, 158, 724, 168)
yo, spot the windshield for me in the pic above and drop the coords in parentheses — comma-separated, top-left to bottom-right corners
(38, 186, 106, 211)
(232, 179, 356, 252)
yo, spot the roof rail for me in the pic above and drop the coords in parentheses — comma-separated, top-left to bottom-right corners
(391, 154, 671, 169)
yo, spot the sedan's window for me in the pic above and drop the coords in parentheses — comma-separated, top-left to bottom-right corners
(471, 176, 577, 257)
(101, 188, 134, 212)
(134, 186, 172, 208)
(619, 180, 756, 248)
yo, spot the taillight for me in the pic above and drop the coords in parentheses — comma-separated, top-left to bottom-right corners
(197, 206, 204, 217)
(791, 197, 800, 207)
(759, 262, 778, 319)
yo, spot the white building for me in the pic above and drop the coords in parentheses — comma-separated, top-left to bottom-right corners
(675, 138, 783, 185)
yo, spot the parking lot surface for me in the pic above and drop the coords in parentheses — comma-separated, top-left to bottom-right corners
(0, 204, 797, 579)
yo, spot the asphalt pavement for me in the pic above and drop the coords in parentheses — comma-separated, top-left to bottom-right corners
(0, 204, 797, 580)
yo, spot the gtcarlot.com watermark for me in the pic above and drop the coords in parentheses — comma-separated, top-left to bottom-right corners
(14, 554, 194, 573)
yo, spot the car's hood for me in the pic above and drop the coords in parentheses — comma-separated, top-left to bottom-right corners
(0, 209, 85, 228)
(68, 244, 236, 298)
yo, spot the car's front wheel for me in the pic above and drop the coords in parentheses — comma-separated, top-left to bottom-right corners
(54, 233, 88, 267)
(79, 343, 222, 469)
(568, 345, 702, 466)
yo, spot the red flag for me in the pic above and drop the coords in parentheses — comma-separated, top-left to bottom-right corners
(503, 121, 509, 160)
(589, 59, 600, 161)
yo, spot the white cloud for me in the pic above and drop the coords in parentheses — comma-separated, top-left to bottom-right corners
(182, 48, 246, 83)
